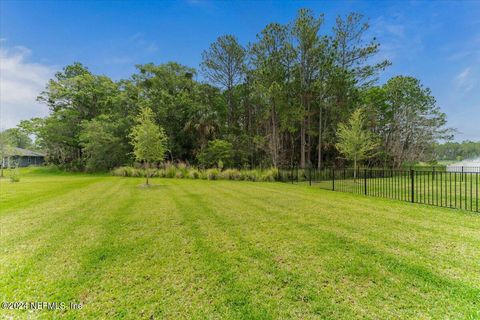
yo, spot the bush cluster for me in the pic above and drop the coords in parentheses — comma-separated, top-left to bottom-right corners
(111, 164, 279, 182)
(9, 167, 20, 183)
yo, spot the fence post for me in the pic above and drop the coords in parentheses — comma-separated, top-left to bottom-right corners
(332, 167, 335, 191)
(291, 166, 294, 184)
(410, 169, 415, 203)
(364, 168, 367, 195)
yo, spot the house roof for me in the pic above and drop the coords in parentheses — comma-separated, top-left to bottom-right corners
(6, 147, 45, 157)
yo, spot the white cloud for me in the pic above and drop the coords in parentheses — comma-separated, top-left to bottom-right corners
(385, 24, 405, 38)
(444, 32, 480, 62)
(454, 67, 476, 93)
(371, 16, 425, 63)
(446, 50, 474, 61)
(128, 33, 159, 53)
(0, 45, 54, 130)
(455, 67, 470, 83)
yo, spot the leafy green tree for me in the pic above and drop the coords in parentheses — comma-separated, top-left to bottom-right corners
(129, 107, 168, 185)
(250, 22, 296, 167)
(434, 141, 480, 161)
(183, 104, 219, 153)
(0, 128, 32, 149)
(134, 63, 224, 162)
(31, 110, 82, 168)
(37, 63, 121, 167)
(21, 10, 452, 172)
(333, 13, 390, 86)
(197, 139, 233, 168)
(0, 133, 14, 177)
(292, 8, 324, 167)
(18, 118, 46, 150)
(201, 35, 245, 126)
(320, 12, 390, 167)
(79, 116, 129, 172)
(362, 76, 452, 167)
(38, 63, 118, 119)
(336, 108, 378, 179)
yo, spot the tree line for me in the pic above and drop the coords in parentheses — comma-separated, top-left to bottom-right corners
(12, 9, 452, 171)
(434, 141, 480, 162)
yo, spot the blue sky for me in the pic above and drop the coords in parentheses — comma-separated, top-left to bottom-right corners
(1, 0, 479, 141)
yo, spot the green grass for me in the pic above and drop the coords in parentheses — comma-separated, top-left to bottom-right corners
(1, 169, 480, 319)
(313, 172, 479, 212)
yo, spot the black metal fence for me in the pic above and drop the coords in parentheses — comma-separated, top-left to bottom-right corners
(278, 167, 480, 213)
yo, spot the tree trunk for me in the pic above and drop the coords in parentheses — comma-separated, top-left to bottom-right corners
(300, 120, 306, 168)
(248, 101, 254, 168)
(306, 100, 311, 166)
(145, 161, 149, 185)
(227, 89, 233, 126)
(271, 103, 278, 167)
(290, 134, 295, 167)
(317, 107, 322, 169)
(353, 157, 357, 182)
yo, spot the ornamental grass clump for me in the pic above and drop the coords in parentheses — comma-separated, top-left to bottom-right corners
(206, 168, 220, 180)
(188, 168, 200, 179)
(177, 162, 189, 177)
(220, 168, 242, 180)
(199, 170, 208, 180)
(175, 170, 184, 179)
(112, 166, 142, 177)
(129, 167, 143, 177)
(112, 166, 129, 176)
(111, 165, 280, 183)
(164, 164, 177, 178)
(241, 170, 259, 181)
(155, 168, 166, 178)
(260, 168, 279, 182)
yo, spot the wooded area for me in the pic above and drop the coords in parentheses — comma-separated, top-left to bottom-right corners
(11, 10, 455, 171)
(434, 141, 480, 162)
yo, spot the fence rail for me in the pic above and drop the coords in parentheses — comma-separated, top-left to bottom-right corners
(278, 167, 479, 213)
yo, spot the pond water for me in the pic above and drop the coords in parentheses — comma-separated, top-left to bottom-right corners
(446, 157, 480, 172)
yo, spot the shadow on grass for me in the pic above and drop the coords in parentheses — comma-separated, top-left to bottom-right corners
(138, 184, 169, 189)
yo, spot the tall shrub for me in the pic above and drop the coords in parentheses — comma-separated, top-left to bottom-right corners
(129, 107, 168, 185)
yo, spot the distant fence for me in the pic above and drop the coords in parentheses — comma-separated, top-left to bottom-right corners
(278, 167, 479, 213)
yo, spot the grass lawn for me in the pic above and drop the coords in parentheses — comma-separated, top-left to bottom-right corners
(314, 172, 479, 212)
(1, 169, 480, 319)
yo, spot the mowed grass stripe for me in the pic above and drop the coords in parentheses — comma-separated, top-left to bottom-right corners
(70, 180, 215, 319)
(0, 177, 120, 251)
(1, 174, 480, 319)
(0, 174, 105, 212)
(0, 178, 147, 319)
(235, 180, 480, 233)
(174, 181, 357, 319)
(215, 181, 480, 289)
(168, 181, 275, 319)
(0, 178, 128, 287)
(198, 180, 480, 318)
(221, 181, 480, 252)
